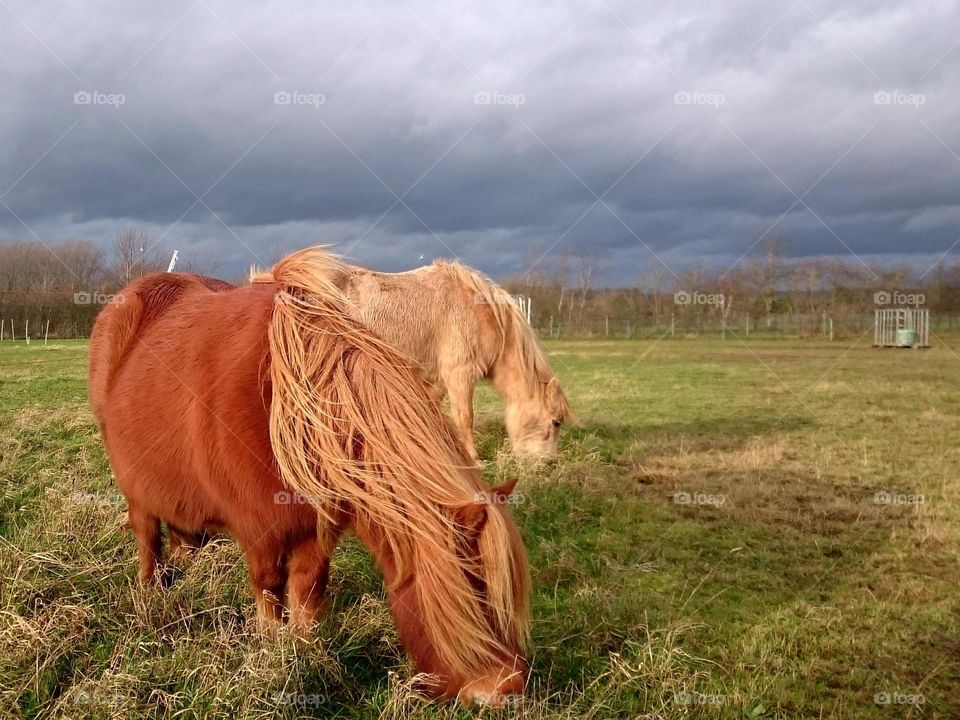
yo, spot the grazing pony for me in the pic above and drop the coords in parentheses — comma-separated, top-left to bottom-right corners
(253, 258, 575, 462)
(88, 247, 531, 704)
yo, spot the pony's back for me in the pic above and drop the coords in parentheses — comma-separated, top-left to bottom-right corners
(88, 273, 235, 424)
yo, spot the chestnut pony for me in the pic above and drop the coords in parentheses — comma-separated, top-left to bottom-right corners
(88, 247, 531, 704)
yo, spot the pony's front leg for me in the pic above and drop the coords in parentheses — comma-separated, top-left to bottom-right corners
(286, 518, 347, 631)
(445, 374, 480, 464)
(246, 541, 288, 630)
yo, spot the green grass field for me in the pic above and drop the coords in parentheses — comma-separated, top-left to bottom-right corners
(1, 337, 957, 719)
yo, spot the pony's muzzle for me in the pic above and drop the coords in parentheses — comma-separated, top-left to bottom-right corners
(456, 662, 527, 706)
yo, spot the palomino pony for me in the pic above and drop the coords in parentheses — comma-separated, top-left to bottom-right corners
(253, 258, 576, 463)
(88, 248, 531, 704)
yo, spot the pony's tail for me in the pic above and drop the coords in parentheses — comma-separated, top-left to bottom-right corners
(265, 246, 530, 678)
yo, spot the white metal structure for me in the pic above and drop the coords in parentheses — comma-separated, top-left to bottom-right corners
(874, 308, 929, 348)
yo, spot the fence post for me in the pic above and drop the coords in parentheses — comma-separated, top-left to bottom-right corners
(829, 317, 834, 341)
(0, 318, 4, 341)
(671, 314, 675, 337)
(25, 319, 30, 345)
(45, 319, 50, 345)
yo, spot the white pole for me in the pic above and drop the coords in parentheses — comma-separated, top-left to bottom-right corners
(44, 319, 50, 345)
(0, 318, 4, 341)
(10, 319, 14, 342)
(25, 319, 29, 345)
(167, 250, 180, 272)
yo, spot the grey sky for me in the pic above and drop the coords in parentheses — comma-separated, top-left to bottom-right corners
(1, 0, 958, 284)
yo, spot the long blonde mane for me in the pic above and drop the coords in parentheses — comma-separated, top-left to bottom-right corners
(265, 247, 531, 679)
(436, 261, 572, 418)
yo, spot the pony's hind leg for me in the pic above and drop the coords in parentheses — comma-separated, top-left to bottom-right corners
(127, 505, 163, 583)
(168, 525, 209, 565)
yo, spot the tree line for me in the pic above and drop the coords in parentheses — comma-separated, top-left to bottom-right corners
(500, 240, 957, 337)
(1, 235, 956, 340)
(0, 230, 219, 339)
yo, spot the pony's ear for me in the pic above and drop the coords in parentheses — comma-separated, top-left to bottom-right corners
(547, 378, 583, 428)
(490, 477, 518, 500)
(453, 501, 488, 539)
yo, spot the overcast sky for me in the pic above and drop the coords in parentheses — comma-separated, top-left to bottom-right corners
(1, 0, 958, 285)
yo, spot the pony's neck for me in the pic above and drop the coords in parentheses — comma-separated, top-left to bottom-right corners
(488, 337, 534, 403)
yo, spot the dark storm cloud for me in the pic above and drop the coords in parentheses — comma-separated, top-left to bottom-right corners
(1, 0, 959, 284)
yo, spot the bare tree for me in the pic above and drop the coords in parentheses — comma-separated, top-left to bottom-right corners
(112, 228, 164, 285)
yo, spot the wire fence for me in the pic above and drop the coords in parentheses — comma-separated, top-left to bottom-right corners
(533, 312, 960, 341)
(3, 295, 958, 344)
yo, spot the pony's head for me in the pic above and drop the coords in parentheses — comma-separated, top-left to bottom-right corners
(437, 261, 578, 459)
(355, 478, 530, 704)
(505, 376, 575, 458)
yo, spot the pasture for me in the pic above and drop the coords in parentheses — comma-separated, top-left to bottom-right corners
(0, 337, 957, 718)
